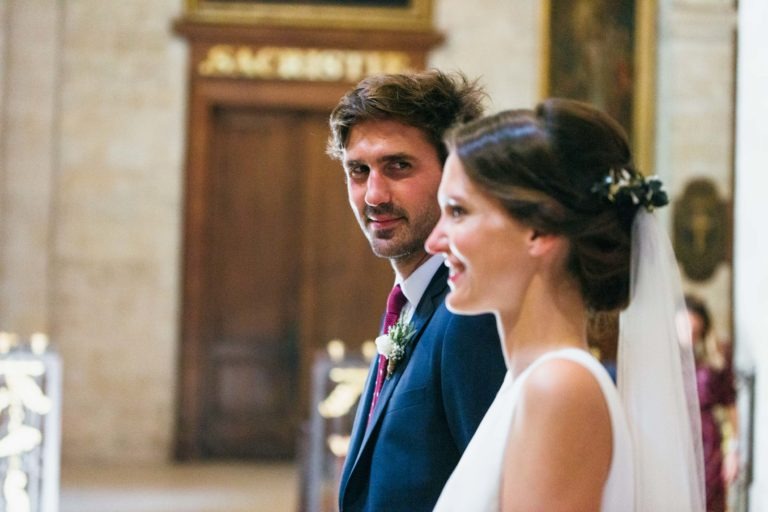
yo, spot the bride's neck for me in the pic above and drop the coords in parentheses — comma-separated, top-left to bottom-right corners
(500, 278, 588, 378)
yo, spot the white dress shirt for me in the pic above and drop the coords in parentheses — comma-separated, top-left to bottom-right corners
(395, 254, 445, 324)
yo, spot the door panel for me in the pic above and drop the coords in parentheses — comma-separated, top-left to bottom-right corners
(203, 109, 304, 457)
(188, 107, 392, 458)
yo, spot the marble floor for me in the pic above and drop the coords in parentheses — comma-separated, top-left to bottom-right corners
(60, 462, 299, 512)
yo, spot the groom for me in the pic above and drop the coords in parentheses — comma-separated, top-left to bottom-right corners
(327, 70, 506, 511)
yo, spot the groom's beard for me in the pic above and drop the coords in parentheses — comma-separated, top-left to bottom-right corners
(356, 202, 439, 261)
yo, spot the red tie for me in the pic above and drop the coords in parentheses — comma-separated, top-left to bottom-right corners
(367, 284, 408, 425)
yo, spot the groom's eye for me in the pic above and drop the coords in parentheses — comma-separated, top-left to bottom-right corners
(346, 165, 369, 179)
(388, 160, 411, 173)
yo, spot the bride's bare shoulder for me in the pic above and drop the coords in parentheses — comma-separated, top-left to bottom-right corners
(523, 356, 603, 395)
(516, 356, 609, 418)
(501, 356, 612, 510)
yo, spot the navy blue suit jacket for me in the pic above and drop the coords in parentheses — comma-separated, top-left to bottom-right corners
(338, 265, 506, 511)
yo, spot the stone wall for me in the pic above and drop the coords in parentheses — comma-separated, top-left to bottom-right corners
(430, 0, 540, 110)
(0, 1, 59, 335)
(656, 2, 737, 340)
(52, 0, 185, 463)
(0, 0, 186, 464)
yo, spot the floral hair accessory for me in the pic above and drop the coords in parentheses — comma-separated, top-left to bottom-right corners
(375, 318, 415, 379)
(591, 168, 669, 211)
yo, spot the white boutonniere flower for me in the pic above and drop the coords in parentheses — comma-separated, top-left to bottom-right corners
(374, 318, 415, 379)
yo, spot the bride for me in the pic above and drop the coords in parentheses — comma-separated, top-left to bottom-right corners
(426, 99, 705, 511)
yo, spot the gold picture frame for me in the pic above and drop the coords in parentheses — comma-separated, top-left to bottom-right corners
(540, 0, 657, 173)
(184, 0, 434, 32)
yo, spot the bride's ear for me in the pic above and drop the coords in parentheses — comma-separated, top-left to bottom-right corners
(526, 229, 563, 257)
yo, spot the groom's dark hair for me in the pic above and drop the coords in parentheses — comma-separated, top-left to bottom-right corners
(327, 69, 486, 164)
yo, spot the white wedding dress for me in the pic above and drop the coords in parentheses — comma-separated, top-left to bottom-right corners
(433, 348, 634, 511)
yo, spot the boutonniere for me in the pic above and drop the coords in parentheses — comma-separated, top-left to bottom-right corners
(375, 318, 415, 379)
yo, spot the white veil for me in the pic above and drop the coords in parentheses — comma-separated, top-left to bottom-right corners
(617, 210, 706, 511)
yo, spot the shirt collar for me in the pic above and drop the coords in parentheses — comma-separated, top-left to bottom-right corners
(396, 254, 445, 309)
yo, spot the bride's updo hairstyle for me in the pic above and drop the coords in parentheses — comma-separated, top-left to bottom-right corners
(447, 98, 643, 312)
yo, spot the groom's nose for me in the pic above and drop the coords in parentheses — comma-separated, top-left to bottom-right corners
(365, 170, 393, 207)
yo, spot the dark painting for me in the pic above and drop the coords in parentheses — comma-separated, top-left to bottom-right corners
(547, 0, 635, 141)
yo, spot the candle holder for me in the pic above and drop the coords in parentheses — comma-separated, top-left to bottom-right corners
(0, 332, 61, 512)
(299, 340, 372, 512)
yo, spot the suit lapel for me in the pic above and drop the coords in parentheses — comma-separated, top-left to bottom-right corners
(349, 265, 449, 467)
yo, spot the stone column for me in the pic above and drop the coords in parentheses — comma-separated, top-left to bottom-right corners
(0, 0, 62, 335)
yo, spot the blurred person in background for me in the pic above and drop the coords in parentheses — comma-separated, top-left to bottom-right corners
(686, 294, 740, 512)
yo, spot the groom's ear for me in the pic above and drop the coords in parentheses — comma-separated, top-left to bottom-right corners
(527, 229, 562, 257)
